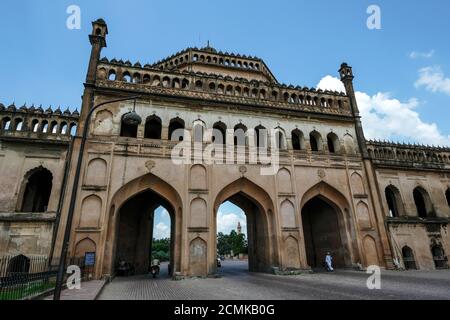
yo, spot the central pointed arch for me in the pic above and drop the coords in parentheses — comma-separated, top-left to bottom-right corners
(103, 173, 183, 277)
(213, 178, 278, 273)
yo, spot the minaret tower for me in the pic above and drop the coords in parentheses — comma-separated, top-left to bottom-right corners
(339, 63, 369, 159)
(237, 222, 242, 235)
(78, 19, 108, 133)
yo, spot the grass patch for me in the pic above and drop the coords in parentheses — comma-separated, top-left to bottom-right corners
(0, 280, 55, 300)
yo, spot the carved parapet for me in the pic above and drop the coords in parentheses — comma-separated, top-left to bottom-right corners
(0, 102, 79, 140)
(366, 140, 450, 170)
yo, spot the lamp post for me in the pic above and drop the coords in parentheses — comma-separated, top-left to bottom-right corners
(53, 95, 142, 300)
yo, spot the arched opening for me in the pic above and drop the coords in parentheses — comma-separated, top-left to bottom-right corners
(20, 167, 53, 213)
(115, 189, 175, 277)
(327, 133, 340, 153)
(14, 118, 23, 131)
(385, 185, 403, 217)
(446, 188, 450, 207)
(310, 131, 323, 152)
(1, 117, 11, 130)
(413, 187, 434, 218)
(168, 118, 185, 141)
(144, 116, 162, 139)
(301, 197, 347, 269)
(193, 121, 205, 143)
(216, 201, 248, 272)
(401, 246, 417, 270)
(103, 173, 182, 278)
(120, 113, 139, 138)
(274, 129, 286, 150)
(234, 124, 247, 146)
(431, 245, 448, 269)
(212, 121, 227, 145)
(291, 129, 305, 151)
(7, 255, 30, 275)
(254, 125, 267, 149)
(214, 178, 276, 275)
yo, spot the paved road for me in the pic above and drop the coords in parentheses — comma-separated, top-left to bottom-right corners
(98, 260, 450, 300)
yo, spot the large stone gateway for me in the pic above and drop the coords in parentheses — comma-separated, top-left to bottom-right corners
(1, 19, 449, 278)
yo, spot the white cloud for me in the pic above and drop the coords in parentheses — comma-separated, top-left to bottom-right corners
(317, 75, 346, 93)
(154, 222, 170, 239)
(409, 50, 435, 59)
(217, 211, 247, 235)
(415, 66, 450, 96)
(316, 76, 450, 146)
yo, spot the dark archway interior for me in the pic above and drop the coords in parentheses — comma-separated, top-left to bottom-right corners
(413, 189, 428, 218)
(385, 187, 400, 217)
(310, 133, 319, 152)
(302, 197, 345, 268)
(402, 246, 417, 270)
(220, 192, 271, 273)
(168, 119, 184, 141)
(446, 189, 450, 207)
(144, 117, 162, 139)
(21, 168, 52, 212)
(115, 190, 174, 276)
(120, 120, 138, 138)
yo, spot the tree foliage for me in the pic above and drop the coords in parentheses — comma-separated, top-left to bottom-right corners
(152, 238, 170, 261)
(217, 230, 248, 256)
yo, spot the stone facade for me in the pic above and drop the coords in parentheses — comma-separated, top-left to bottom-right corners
(0, 19, 449, 278)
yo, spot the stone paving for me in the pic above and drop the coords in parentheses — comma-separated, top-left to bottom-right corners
(97, 260, 450, 300)
(45, 280, 106, 300)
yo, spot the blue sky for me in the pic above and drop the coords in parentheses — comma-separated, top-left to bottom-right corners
(0, 0, 449, 144)
(1, 1, 449, 236)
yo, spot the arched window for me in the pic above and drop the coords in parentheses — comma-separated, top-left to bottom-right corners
(310, 131, 322, 152)
(431, 245, 448, 269)
(413, 187, 434, 218)
(14, 118, 23, 131)
(193, 121, 205, 143)
(446, 188, 450, 207)
(50, 121, 58, 134)
(212, 121, 227, 145)
(1, 117, 11, 130)
(234, 124, 247, 146)
(120, 113, 138, 138)
(327, 133, 340, 153)
(31, 119, 39, 132)
(385, 186, 403, 217)
(274, 129, 286, 150)
(21, 167, 53, 213)
(292, 129, 305, 151)
(169, 118, 185, 141)
(254, 125, 267, 148)
(122, 72, 131, 82)
(402, 246, 417, 270)
(41, 120, 49, 133)
(144, 116, 162, 139)
(69, 123, 77, 136)
(60, 122, 68, 134)
(108, 70, 116, 81)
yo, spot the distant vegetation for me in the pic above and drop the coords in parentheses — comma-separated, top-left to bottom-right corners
(151, 238, 170, 261)
(217, 230, 248, 256)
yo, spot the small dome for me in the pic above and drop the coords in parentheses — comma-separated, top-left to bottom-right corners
(0, 103, 5, 110)
(63, 108, 71, 115)
(122, 111, 142, 126)
(7, 104, 16, 112)
(54, 107, 62, 115)
(72, 109, 80, 116)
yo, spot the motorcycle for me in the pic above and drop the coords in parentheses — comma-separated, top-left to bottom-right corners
(150, 264, 160, 278)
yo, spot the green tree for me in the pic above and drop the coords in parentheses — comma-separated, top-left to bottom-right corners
(217, 230, 248, 256)
(151, 238, 170, 261)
